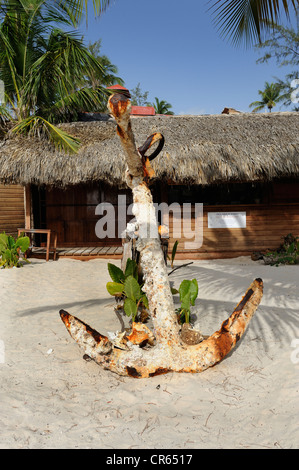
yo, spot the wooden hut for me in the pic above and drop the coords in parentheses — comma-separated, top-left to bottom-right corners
(0, 112, 298, 259)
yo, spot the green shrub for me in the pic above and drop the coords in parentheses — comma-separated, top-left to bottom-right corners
(264, 233, 299, 266)
(0, 232, 30, 268)
(106, 258, 148, 322)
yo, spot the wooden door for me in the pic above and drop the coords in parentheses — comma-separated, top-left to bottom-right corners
(45, 183, 132, 246)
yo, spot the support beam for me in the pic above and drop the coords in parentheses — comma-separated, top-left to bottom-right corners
(24, 184, 32, 230)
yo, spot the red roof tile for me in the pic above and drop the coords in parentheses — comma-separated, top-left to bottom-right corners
(106, 84, 129, 91)
(130, 106, 155, 116)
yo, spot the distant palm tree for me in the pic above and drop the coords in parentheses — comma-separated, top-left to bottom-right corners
(153, 97, 174, 115)
(249, 81, 285, 112)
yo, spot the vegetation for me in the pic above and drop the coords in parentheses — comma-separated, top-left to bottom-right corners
(209, 0, 298, 46)
(249, 81, 286, 111)
(175, 279, 199, 324)
(0, 0, 117, 152)
(169, 240, 179, 268)
(264, 233, 299, 265)
(255, 17, 299, 110)
(107, 256, 198, 325)
(0, 232, 30, 268)
(106, 259, 149, 322)
(152, 97, 174, 115)
(130, 83, 151, 106)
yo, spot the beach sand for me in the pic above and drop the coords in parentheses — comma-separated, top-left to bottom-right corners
(0, 256, 298, 449)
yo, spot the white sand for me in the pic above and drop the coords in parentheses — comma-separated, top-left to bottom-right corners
(0, 256, 298, 449)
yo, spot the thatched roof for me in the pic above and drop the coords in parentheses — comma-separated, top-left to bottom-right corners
(0, 112, 298, 187)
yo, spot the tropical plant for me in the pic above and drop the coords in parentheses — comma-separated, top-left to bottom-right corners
(106, 256, 198, 324)
(0, 0, 110, 152)
(175, 279, 199, 324)
(152, 97, 174, 115)
(0, 232, 30, 268)
(106, 259, 149, 322)
(249, 81, 286, 111)
(209, 0, 298, 46)
(264, 233, 299, 265)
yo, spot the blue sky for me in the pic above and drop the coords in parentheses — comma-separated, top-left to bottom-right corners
(80, 0, 297, 115)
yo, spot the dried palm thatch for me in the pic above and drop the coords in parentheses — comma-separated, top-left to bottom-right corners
(0, 112, 298, 187)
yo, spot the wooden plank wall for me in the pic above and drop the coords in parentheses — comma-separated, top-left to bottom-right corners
(46, 184, 132, 247)
(0, 184, 25, 237)
(168, 204, 299, 259)
(44, 181, 299, 259)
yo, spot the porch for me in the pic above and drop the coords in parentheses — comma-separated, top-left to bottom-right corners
(29, 245, 123, 261)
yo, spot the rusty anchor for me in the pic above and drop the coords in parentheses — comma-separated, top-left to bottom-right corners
(60, 93, 263, 378)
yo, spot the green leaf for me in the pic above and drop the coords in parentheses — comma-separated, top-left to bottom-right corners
(0, 233, 8, 248)
(171, 287, 179, 295)
(124, 298, 138, 319)
(287, 243, 295, 254)
(180, 295, 191, 312)
(107, 263, 125, 283)
(7, 236, 15, 250)
(15, 236, 30, 252)
(171, 240, 179, 267)
(190, 279, 199, 306)
(125, 258, 138, 280)
(106, 282, 124, 296)
(209, 0, 292, 47)
(124, 276, 141, 301)
(179, 280, 192, 301)
(3, 249, 12, 264)
(11, 117, 81, 154)
(178, 279, 198, 306)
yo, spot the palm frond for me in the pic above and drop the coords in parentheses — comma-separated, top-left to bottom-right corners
(11, 116, 81, 153)
(41, 86, 108, 122)
(59, 0, 111, 24)
(0, 0, 118, 152)
(209, 0, 298, 46)
(0, 103, 12, 122)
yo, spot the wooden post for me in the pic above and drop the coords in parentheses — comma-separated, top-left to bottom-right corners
(24, 184, 32, 230)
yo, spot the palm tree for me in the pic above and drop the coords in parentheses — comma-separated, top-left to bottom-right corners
(249, 81, 285, 111)
(0, 0, 110, 152)
(153, 97, 174, 115)
(209, 0, 298, 46)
